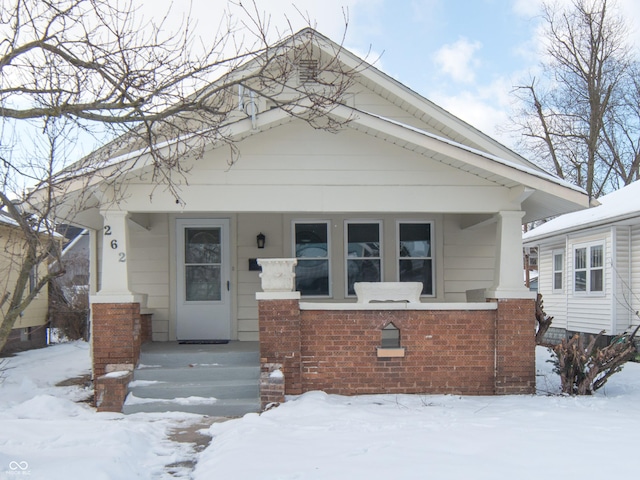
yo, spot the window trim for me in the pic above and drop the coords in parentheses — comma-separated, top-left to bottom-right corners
(573, 242, 605, 295)
(552, 250, 564, 293)
(344, 220, 383, 297)
(292, 220, 332, 298)
(396, 220, 435, 297)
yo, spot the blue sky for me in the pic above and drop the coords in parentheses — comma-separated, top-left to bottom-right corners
(141, 0, 640, 149)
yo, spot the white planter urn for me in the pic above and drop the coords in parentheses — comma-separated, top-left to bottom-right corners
(257, 258, 298, 292)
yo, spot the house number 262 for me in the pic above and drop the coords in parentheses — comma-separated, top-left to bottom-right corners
(104, 225, 126, 263)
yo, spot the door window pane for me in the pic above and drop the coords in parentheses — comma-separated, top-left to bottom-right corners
(186, 266, 221, 301)
(398, 223, 433, 295)
(295, 223, 330, 296)
(184, 228, 222, 301)
(346, 222, 381, 295)
(185, 229, 221, 264)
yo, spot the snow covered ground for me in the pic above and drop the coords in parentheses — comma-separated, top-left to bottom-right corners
(2, 342, 640, 479)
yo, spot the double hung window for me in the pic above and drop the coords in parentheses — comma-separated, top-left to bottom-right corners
(398, 222, 433, 295)
(552, 251, 564, 291)
(294, 222, 330, 296)
(345, 222, 382, 296)
(574, 244, 603, 293)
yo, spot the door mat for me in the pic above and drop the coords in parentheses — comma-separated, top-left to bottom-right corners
(178, 340, 230, 345)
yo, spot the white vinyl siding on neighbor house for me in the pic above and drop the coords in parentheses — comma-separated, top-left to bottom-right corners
(537, 245, 568, 330)
(566, 231, 613, 335)
(612, 226, 633, 334)
(631, 224, 640, 331)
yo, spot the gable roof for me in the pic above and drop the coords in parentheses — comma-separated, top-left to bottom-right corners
(52, 28, 590, 223)
(523, 180, 640, 242)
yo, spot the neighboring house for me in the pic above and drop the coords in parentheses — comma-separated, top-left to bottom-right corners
(523, 180, 640, 344)
(0, 211, 50, 354)
(49, 226, 90, 340)
(49, 29, 589, 407)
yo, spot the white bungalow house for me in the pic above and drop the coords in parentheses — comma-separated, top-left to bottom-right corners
(523, 180, 640, 343)
(48, 29, 590, 410)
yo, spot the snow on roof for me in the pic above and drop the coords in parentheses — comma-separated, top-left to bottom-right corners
(0, 209, 64, 238)
(0, 210, 19, 227)
(523, 180, 640, 242)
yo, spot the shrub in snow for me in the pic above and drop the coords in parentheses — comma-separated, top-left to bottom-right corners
(0, 357, 7, 385)
(549, 322, 639, 395)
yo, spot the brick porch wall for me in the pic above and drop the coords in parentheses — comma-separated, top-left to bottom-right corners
(493, 298, 536, 394)
(91, 302, 143, 378)
(258, 298, 536, 403)
(299, 309, 497, 395)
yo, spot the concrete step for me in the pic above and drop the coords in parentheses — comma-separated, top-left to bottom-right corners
(128, 378, 259, 400)
(123, 342, 261, 417)
(122, 396, 261, 417)
(138, 350, 259, 369)
(133, 364, 260, 383)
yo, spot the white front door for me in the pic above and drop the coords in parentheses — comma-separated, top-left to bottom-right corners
(176, 219, 231, 340)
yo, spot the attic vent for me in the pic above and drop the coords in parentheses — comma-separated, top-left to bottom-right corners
(298, 59, 319, 83)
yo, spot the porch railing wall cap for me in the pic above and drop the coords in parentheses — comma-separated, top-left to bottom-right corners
(299, 302, 498, 311)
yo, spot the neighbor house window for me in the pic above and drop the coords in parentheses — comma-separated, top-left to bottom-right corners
(294, 222, 330, 296)
(345, 221, 382, 296)
(397, 222, 433, 296)
(552, 251, 564, 291)
(574, 243, 604, 294)
(29, 265, 37, 294)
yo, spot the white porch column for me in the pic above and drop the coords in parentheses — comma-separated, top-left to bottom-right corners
(92, 210, 145, 304)
(485, 211, 535, 300)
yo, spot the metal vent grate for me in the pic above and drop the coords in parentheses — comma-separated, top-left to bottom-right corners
(298, 59, 319, 83)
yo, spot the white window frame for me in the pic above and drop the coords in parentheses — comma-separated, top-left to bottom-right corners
(552, 250, 564, 292)
(573, 242, 605, 295)
(292, 220, 331, 298)
(344, 220, 383, 297)
(396, 220, 435, 297)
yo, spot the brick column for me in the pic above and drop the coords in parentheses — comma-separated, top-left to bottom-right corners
(91, 302, 141, 378)
(494, 298, 536, 394)
(258, 299, 302, 395)
(256, 258, 302, 406)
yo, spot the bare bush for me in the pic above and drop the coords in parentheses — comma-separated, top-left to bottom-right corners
(549, 321, 639, 395)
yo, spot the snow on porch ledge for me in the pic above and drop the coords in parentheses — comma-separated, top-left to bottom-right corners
(299, 302, 497, 311)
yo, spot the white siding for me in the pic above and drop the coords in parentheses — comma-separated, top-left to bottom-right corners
(442, 217, 495, 302)
(118, 121, 515, 216)
(631, 224, 640, 332)
(536, 244, 568, 330)
(566, 230, 613, 334)
(613, 226, 633, 334)
(237, 213, 285, 341)
(128, 214, 170, 341)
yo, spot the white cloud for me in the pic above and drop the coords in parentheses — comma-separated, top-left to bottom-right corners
(433, 37, 482, 84)
(430, 77, 516, 148)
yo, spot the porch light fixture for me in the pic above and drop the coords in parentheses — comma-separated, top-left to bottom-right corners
(257, 232, 266, 249)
